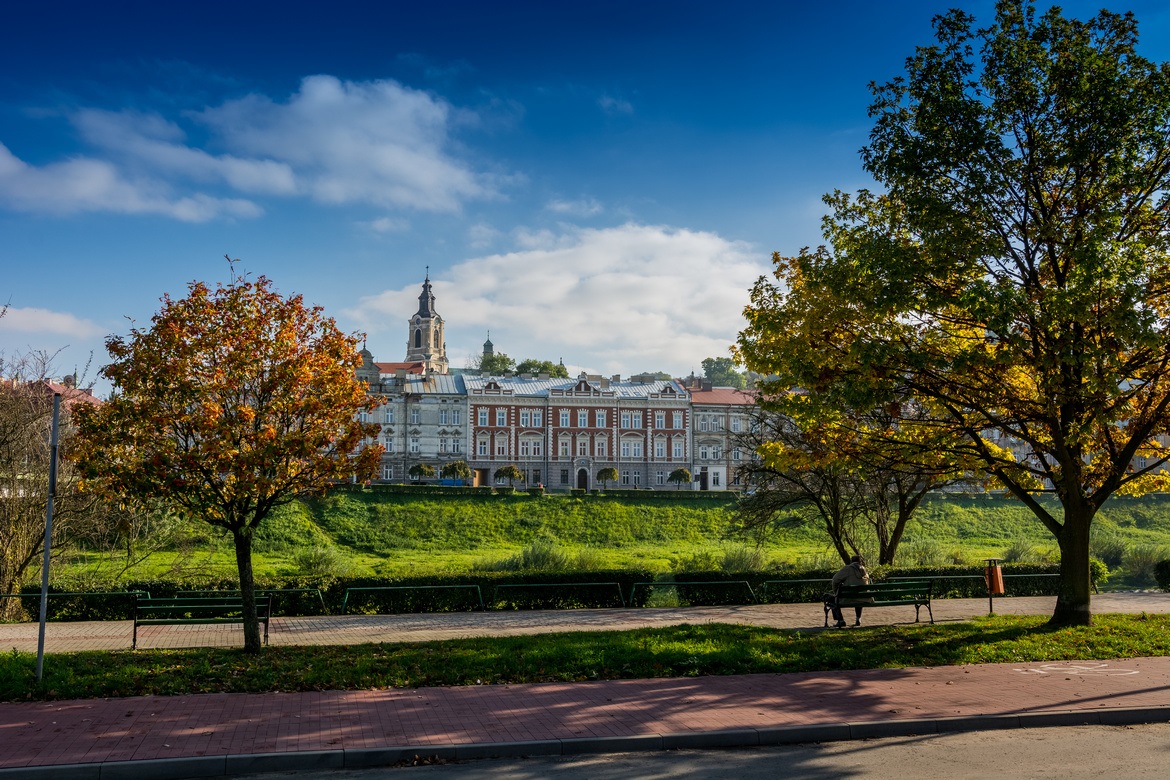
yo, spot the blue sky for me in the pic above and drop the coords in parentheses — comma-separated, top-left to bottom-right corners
(2, 1, 1168, 391)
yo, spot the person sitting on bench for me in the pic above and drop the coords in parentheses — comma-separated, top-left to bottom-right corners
(829, 554, 870, 628)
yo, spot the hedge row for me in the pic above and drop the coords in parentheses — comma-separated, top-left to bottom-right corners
(335, 484, 737, 502)
(10, 564, 1063, 621)
(1155, 560, 1170, 591)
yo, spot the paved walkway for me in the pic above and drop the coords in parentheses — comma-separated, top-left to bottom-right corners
(1, 593, 1169, 778)
(5, 592, 1170, 653)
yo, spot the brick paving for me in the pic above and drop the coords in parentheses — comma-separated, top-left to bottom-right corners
(1, 593, 1169, 775)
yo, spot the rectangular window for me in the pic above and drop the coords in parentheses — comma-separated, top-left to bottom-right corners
(410, 408, 420, 425)
(673, 411, 682, 429)
(560, 410, 570, 427)
(633, 471, 641, 486)
(439, 409, 449, 425)
(673, 441, 683, 459)
(731, 417, 741, 433)
(532, 441, 542, 457)
(496, 409, 507, 427)
(577, 410, 588, 427)
(358, 410, 370, 423)
(496, 440, 507, 456)
(532, 410, 543, 427)
(632, 412, 642, 428)
(632, 441, 643, 458)
(478, 408, 488, 426)
(532, 469, 541, 485)
(521, 440, 531, 457)
(596, 410, 606, 427)
(621, 470, 630, 485)
(478, 439, 488, 456)
(410, 437, 420, 454)
(520, 410, 530, 427)
(560, 469, 570, 485)
(656, 470, 665, 485)
(452, 439, 462, 454)
(439, 437, 449, 453)
(596, 439, 607, 457)
(452, 409, 461, 425)
(700, 445, 709, 460)
(384, 407, 395, 424)
(733, 448, 741, 461)
(621, 441, 631, 458)
(712, 472, 721, 487)
(699, 417, 709, 432)
(578, 439, 588, 456)
(621, 412, 631, 428)
(381, 464, 393, 481)
(655, 441, 666, 458)
(559, 440, 570, 457)
(655, 412, 665, 428)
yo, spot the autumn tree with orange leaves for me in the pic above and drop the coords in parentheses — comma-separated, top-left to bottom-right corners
(74, 273, 382, 652)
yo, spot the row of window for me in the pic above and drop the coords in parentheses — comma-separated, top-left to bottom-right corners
(381, 436, 464, 455)
(475, 408, 687, 429)
(696, 414, 744, 432)
(366, 408, 464, 426)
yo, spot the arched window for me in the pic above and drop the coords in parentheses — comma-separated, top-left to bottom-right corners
(414, 329, 422, 348)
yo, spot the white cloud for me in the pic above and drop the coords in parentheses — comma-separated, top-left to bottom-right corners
(0, 74, 503, 222)
(546, 197, 603, 217)
(468, 222, 500, 249)
(0, 142, 260, 221)
(598, 95, 634, 115)
(349, 223, 768, 376)
(366, 216, 410, 233)
(198, 75, 497, 211)
(74, 109, 298, 195)
(0, 306, 105, 339)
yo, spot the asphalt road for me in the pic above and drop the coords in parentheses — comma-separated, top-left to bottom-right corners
(227, 722, 1170, 779)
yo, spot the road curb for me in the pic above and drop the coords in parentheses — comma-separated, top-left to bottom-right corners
(1, 705, 1168, 779)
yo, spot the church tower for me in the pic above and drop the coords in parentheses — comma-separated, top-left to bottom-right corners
(404, 271, 449, 374)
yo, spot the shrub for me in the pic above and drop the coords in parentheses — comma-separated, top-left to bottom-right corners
(898, 538, 950, 567)
(1090, 558, 1110, 589)
(1123, 544, 1169, 586)
(293, 546, 352, 578)
(1002, 539, 1044, 563)
(1090, 535, 1128, 570)
(1154, 560, 1170, 591)
(721, 545, 767, 572)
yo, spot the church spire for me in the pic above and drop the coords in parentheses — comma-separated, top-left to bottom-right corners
(416, 267, 436, 318)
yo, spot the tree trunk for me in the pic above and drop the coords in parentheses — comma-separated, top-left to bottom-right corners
(232, 528, 262, 653)
(1049, 505, 1094, 627)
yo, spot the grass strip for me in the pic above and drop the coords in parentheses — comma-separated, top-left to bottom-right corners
(3, 613, 1168, 702)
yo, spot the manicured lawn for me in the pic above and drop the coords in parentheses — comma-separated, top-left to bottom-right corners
(3, 613, 1168, 702)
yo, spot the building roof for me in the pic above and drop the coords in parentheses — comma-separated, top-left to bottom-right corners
(463, 375, 687, 400)
(396, 373, 467, 395)
(375, 361, 427, 375)
(689, 387, 756, 406)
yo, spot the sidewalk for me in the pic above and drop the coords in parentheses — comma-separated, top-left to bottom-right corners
(2, 594, 1169, 779)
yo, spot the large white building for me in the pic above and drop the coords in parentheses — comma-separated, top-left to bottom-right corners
(357, 276, 753, 491)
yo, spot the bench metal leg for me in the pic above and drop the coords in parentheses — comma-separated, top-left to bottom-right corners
(926, 602, 934, 624)
(132, 620, 138, 650)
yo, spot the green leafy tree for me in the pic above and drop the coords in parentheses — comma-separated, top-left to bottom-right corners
(701, 357, 745, 389)
(475, 352, 516, 375)
(409, 463, 436, 481)
(515, 359, 570, 378)
(440, 460, 472, 482)
(738, 2, 1170, 626)
(494, 464, 524, 487)
(74, 273, 382, 651)
(668, 468, 692, 490)
(596, 467, 619, 490)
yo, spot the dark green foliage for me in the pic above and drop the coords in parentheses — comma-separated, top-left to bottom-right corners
(1154, 560, 1170, 591)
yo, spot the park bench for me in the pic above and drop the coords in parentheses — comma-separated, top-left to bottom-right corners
(133, 595, 271, 649)
(823, 579, 934, 627)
